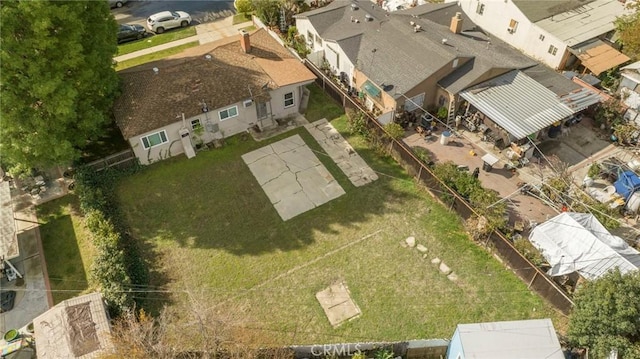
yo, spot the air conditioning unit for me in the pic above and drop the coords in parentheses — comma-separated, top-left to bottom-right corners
(243, 99, 253, 107)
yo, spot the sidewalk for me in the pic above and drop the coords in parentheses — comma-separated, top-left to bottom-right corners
(114, 16, 252, 63)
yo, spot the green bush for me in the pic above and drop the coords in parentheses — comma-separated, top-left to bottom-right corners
(513, 238, 545, 266)
(235, 0, 254, 13)
(383, 122, 405, 140)
(346, 108, 369, 137)
(73, 166, 147, 316)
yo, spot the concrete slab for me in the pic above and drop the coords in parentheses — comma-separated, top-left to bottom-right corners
(316, 282, 361, 327)
(305, 119, 378, 187)
(243, 135, 345, 221)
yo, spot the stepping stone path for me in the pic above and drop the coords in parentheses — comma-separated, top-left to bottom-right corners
(447, 272, 458, 281)
(416, 244, 428, 253)
(431, 258, 441, 264)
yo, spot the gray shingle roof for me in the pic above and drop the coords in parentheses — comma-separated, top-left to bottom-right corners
(512, 0, 596, 22)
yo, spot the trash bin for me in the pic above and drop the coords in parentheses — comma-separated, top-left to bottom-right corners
(440, 131, 451, 145)
(482, 161, 493, 172)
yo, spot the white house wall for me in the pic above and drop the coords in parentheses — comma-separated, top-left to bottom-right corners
(454, 0, 565, 69)
(296, 17, 355, 84)
(130, 84, 309, 165)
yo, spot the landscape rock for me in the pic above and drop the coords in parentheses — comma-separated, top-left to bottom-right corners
(405, 236, 416, 248)
(431, 257, 441, 264)
(416, 244, 427, 253)
(439, 262, 451, 275)
(447, 272, 458, 281)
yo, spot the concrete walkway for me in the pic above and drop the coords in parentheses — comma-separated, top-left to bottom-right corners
(114, 16, 252, 62)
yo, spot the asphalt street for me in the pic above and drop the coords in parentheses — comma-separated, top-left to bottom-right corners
(112, 0, 236, 26)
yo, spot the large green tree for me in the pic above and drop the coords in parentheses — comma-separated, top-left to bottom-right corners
(0, 0, 119, 175)
(615, 1, 640, 60)
(568, 270, 640, 359)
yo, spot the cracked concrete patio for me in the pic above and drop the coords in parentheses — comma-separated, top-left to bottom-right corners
(242, 134, 345, 221)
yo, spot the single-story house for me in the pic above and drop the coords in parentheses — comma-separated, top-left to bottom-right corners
(33, 292, 114, 359)
(446, 318, 564, 359)
(529, 212, 640, 281)
(114, 29, 316, 165)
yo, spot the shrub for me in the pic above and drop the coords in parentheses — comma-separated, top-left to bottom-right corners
(513, 238, 545, 266)
(383, 122, 405, 140)
(346, 108, 369, 137)
(235, 0, 254, 13)
(73, 166, 147, 316)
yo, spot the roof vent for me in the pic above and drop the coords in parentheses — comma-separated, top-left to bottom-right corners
(410, 21, 416, 26)
(365, 13, 373, 21)
(152, 67, 159, 75)
(414, 24, 422, 32)
(351, 3, 358, 10)
(205, 54, 212, 60)
(441, 38, 448, 45)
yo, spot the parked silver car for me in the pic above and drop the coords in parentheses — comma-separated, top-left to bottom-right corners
(146, 11, 191, 34)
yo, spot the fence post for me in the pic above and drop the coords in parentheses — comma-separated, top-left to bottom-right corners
(528, 271, 538, 289)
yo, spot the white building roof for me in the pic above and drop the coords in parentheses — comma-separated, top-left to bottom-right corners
(456, 318, 564, 359)
(460, 70, 574, 139)
(33, 292, 114, 359)
(529, 212, 640, 281)
(535, 0, 628, 47)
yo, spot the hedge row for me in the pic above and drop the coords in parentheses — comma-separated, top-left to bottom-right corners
(74, 165, 148, 316)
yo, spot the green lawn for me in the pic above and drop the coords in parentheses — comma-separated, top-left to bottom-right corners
(116, 42, 199, 71)
(37, 196, 96, 304)
(113, 87, 565, 345)
(305, 83, 345, 122)
(116, 27, 197, 56)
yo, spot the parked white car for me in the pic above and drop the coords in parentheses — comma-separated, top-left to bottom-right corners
(146, 11, 191, 34)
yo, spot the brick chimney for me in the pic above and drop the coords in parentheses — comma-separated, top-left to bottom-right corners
(450, 12, 463, 34)
(240, 30, 250, 53)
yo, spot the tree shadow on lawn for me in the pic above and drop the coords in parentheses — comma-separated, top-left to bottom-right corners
(115, 130, 421, 257)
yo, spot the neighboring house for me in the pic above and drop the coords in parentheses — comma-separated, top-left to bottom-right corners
(295, 1, 601, 145)
(620, 61, 640, 123)
(33, 292, 114, 359)
(454, 0, 631, 74)
(114, 29, 316, 165)
(446, 318, 564, 359)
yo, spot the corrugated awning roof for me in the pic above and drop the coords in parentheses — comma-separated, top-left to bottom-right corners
(460, 70, 573, 139)
(571, 40, 630, 76)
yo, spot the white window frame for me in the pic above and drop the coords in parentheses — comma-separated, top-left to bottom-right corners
(190, 118, 202, 130)
(476, 3, 485, 15)
(218, 105, 238, 121)
(548, 45, 558, 56)
(508, 19, 518, 34)
(141, 130, 168, 150)
(539, 34, 545, 41)
(284, 92, 295, 108)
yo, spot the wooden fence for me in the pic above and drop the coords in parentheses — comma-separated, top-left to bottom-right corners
(85, 149, 137, 172)
(305, 59, 575, 314)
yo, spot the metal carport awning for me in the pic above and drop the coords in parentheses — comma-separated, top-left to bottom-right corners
(570, 40, 630, 76)
(460, 70, 574, 140)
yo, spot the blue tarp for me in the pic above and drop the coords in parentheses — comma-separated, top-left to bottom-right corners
(614, 170, 640, 200)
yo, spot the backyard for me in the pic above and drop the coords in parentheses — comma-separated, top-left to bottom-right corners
(110, 85, 566, 345)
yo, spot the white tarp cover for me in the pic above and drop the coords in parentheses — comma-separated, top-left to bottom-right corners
(529, 212, 640, 280)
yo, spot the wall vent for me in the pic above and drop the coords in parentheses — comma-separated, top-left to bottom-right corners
(243, 99, 253, 107)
